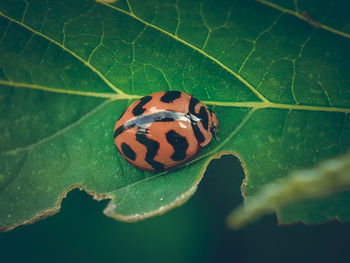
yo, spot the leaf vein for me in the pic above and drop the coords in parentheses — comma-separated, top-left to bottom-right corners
(0, 11, 124, 95)
(238, 13, 283, 74)
(1, 81, 348, 113)
(257, 0, 350, 39)
(290, 29, 315, 104)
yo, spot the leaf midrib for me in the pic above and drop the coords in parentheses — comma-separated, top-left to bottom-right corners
(1, 79, 349, 114)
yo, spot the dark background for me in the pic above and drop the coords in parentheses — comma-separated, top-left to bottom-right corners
(1, 155, 350, 263)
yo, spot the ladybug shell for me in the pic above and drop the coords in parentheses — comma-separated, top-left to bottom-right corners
(114, 91, 219, 172)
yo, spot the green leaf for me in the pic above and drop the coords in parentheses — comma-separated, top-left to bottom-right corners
(0, 0, 349, 231)
(227, 151, 350, 229)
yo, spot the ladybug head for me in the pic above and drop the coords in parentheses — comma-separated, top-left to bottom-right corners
(209, 109, 219, 136)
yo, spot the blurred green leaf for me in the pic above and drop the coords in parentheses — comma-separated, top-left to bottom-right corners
(0, 0, 349, 231)
(227, 151, 350, 229)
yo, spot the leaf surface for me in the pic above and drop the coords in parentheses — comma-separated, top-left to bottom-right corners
(0, 0, 349, 230)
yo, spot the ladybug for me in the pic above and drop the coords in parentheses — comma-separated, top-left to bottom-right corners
(113, 91, 219, 172)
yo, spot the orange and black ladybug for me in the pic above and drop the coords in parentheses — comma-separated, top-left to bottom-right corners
(113, 91, 219, 172)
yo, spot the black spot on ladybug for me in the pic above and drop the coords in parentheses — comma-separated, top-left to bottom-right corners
(136, 128, 164, 171)
(166, 130, 189, 161)
(189, 96, 200, 115)
(198, 106, 209, 130)
(114, 125, 124, 138)
(191, 122, 205, 144)
(161, 91, 181, 103)
(121, 143, 136, 161)
(133, 95, 152, 116)
(189, 96, 205, 143)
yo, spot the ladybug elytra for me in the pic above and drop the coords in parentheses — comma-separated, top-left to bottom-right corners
(113, 91, 219, 172)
